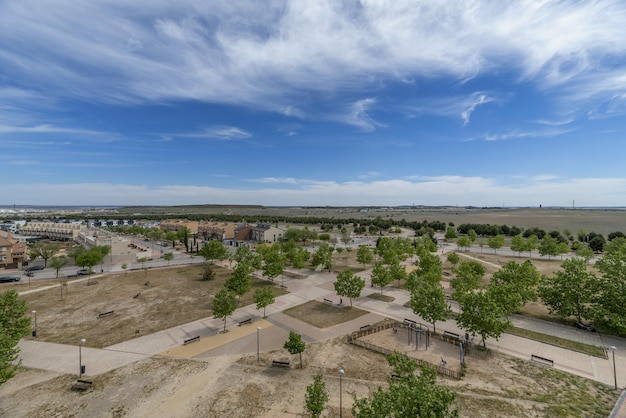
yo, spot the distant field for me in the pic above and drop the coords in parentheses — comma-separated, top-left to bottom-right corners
(116, 205, 626, 236)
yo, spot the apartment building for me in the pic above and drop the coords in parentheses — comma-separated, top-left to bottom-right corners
(20, 221, 85, 241)
(0, 231, 26, 268)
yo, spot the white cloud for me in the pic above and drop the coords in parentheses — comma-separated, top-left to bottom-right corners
(408, 91, 498, 126)
(340, 98, 385, 131)
(480, 127, 575, 142)
(2, 1, 625, 122)
(171, 125, 252, 140)
(4, 176, 625, 207)
(461, 93, 492, 126)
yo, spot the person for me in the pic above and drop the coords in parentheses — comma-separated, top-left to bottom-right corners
(393, 327, 397, 334)
(340, 297, 343, 304)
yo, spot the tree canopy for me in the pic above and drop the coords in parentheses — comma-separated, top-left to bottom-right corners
(0, 290, 31, 384)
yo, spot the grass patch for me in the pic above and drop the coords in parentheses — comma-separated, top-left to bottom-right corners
(367, 293, 395, 302)
(505, 326, 606, 358)
(283, 300, 368, 328)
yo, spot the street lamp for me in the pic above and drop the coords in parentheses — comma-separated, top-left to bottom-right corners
(610, 346, 618, 390)
(339, 368, 344, 418)
(79, 338, 86, 377)
(31, 310, 37, 338)
(256, 327, 261, 363)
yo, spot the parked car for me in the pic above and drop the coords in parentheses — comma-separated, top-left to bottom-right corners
(25, 265, 44, 272)
(576, 322, 595, 332)
(0, 275, 20, 283)
(77, 269, 91, 276)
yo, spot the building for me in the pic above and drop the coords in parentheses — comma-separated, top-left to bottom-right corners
(20, 221, 85, 241)
(198, 221, 235, 240)
(159, 220, 199, 235)
(251, 223, 284, 243)
(0, 231, 27, 269)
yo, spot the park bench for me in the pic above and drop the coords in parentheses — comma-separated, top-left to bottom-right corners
(97, 310, 114, 319)
(443, 331, 460, 340)
(531, 354, 554, 367)
(272, 360, 290, 368)
(391, 373, 400, 380)
(323, 298, 333, 304)
(238, 318, 252, 326)
(71, 379, 92, 391)
(133, 293, 141, 299)
(183, 336, 200, 345)
(360, 324, 372, 331)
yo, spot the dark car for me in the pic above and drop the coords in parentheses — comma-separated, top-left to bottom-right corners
(25, 265, 44, 272)
(0, 275, 21, 283)
(576, 322, 595, 332)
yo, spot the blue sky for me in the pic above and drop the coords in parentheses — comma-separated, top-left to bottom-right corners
(1, 1, 626, 207)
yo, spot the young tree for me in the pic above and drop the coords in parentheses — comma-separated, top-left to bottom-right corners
(311, 244, 333, 271)
(225, 264, 252, 302)
(510, 234, 526, 257)
(0, 290, 31, 384)
(409, 279, 451, 333)
(356, 245, 373, 268)
(253, 286, 275, 318)
(538, 258, 598, 322)
(162, 252, 174, 266)
(262, 246, 286, 283)
(66, 245, 85, 264)
(334, 269, 365, 307)
(456, 290, 511, 350)
(200, 240, 229, 265)
(283, 331, 305, 369)
(487, 234, 505, 254)
(594, 237, 626, 333)
(444, 226, 458, 241)
(370, 261, 392, 294)
(202, 264, 216, 281)
(457, 235, 471, 252)
(451, 260, 485, 296)
(352, 353, 458, 418)
(94, 245, 111, 272)
(538, 236, 559, 260)
(305, 374, 329, 418)
(49, 255, 68, 279)
(28, 243, 60, 267)
(177, 226, 191, 252)
(291, 247, 310, 273)
(212, 287, 237, 332)
(489, 260, 540, 315)
(446, 252, 460, 267)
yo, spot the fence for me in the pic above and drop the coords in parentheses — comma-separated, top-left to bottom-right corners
(347, 321, 461, 380)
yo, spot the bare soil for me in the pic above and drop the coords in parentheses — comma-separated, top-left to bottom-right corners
(284, 300, 369, 328)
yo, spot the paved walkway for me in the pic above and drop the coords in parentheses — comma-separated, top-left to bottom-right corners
(15, 263, 626, 412)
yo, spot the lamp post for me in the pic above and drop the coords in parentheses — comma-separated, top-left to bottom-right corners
(256, 327, 261, 363)
(610, 346, 618, 390)
(339, 368, 344, 418)
(31, 310, 37, 338)
(79, 338, 86, 377)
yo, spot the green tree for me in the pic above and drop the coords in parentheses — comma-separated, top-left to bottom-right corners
(291, 247, 310, 273)
(311, 244, 333, 271)
(510, 234, 526, 257)
(371, 261, 392, 294)
(352, 353, 458, 418)
(200, 240, 229, 265)
(66, 245, 85, 264)
(49, 255, 68, 279)
(76, 249, 103, 274)
(28, 243, 60, 267)
(0, 290, 31, 384)
(444, 226, 458, 241)
(538, 236, 559, 260)
(225, 264, 252, 302)
(162, 252, 174, 266)
(305, 374, 328, 418)
(253, 286, 275, 318)
(456, 289, 511, 350)
(575, 245, 595, 262)
(594, 237, 626, 333)
(526, 235, 539, 257)
(409, 279, 451, 333)
(356, 245, 373, 268)
(457, 235, 471, 252)
(446, 252, 460, 267)
(468, 229, 478, 243)
(489, 260, 539, 315)
(451, 260, 485, 296)
(538, 258, 598, 322)
(283, 331, 305, 369)
(334, 269, 365, 307)
(487, 234, 505, 254)
(262, 246, 286, 283)
(177, 226, 191, 252)
(94, 245, 111, 272)
(557, 242, 571, 260)
(212, 287, 237, 332)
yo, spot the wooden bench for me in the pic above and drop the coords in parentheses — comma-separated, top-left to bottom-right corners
(71, 379, 93, 391)
(238, 318, 252, 326)
(183, 336, 200, 345)
(360, 324, 372, 331)
(443, 331, 460, 340)
(323, 298, 333, 304)
(531, 354, 554, 367)
(272, 360, 290, 368)
(97, 310, 114, 319)
(391, 373, 400, 380)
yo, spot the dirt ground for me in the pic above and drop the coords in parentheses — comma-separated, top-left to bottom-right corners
(0, 335, 617, 418)
(1, 239, 621, 417)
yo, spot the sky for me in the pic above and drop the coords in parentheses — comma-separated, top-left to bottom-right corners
(1, 1, 626, 207)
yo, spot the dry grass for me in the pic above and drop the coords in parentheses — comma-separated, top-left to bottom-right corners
(283, 300, 369, 328)
(20, 265, 288, 348)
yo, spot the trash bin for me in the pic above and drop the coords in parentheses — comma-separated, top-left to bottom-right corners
(81, 365, 86, 375)
(32, 330, 37, 337)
